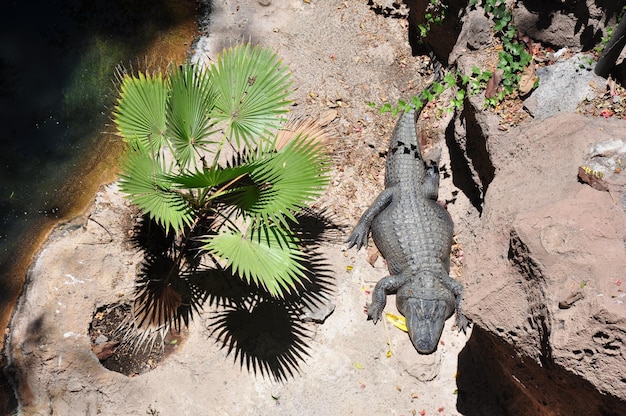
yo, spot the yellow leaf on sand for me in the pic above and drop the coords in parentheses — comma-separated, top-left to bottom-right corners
(354, 362, 364, 369)
(385, 312, 408, 332)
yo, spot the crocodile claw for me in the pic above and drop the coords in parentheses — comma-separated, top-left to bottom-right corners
(456, 314, 471, 334)
(366, 302, 382, 324)
(345, 224, 369, 250)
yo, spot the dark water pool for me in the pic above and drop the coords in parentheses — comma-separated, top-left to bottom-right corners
(0, 0, 197, 410)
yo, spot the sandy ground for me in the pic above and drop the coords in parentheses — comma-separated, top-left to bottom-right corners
(6, 1, 474, 414)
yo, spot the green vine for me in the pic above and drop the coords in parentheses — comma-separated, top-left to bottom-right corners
(595, 6, 626, 55)
(470, 0, 532, 105)
(368, 66, 494, 116)
(418, 0, 449, 38)
(368, 75, 448, 117)
(372, 0, 535, 115)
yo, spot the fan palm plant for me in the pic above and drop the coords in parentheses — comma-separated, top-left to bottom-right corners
(112, 44, 331, 337)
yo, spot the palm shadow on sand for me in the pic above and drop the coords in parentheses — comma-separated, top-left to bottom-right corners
(120, 207, 341, 381)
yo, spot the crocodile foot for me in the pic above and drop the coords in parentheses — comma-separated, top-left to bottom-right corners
(366, 302, 383, 324)
(456, 313, 471, 334)
(345, 223, 369, 250)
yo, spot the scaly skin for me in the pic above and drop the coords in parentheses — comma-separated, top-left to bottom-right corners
(346, 109, 469, 354)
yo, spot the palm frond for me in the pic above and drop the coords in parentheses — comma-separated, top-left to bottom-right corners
(167, 63, 219, 169)
(173, 163, 253, 190)
(275, 110, 337, 150)
(119, 144, 194, 234)
(241, 135, 331, 227)
(209, 43, 292, 148)
(204, 225, 307, 298)
(114, 71, 168, 151)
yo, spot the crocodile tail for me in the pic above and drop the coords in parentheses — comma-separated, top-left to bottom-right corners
(393, 52, 444, 145)
(389, 109, 420, 156)
(387, 52, 443, 163)
(428, 49, 444, 85)
(414, 50, 443, 122)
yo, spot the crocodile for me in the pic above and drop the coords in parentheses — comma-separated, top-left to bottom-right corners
(346, 96, 469, 355)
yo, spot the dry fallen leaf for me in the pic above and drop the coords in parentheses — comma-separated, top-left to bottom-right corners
(518, 63, 537, 95)
(366, 246, 379, 266)
(485, 71, 502, 99)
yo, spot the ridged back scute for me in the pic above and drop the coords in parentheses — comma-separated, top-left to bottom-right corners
(384, 110, 425, 188)
(384, 52, 443, 191)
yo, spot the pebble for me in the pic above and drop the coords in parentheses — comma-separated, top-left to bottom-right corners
(95, 334, 109, 345)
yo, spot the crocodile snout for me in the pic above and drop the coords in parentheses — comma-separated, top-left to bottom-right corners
(402, 298, 450, 354)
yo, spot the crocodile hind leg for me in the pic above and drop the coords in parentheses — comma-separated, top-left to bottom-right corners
(367, 274, 406, 324)
(345, 188, 394, 250)
(423, 160, 440, 200)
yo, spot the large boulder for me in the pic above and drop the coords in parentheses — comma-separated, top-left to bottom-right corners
(513, 0, 623, 50)
(457, 113, 626, 414)
(523, 53, 607, 120)
(409, 0, 622, 63)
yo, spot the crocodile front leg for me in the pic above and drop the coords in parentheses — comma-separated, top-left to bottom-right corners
(345, 188, 394, 250)
(367, 274, 407, 324)
(441, 274, 470, 332)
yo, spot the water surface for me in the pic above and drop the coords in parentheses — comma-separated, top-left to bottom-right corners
(0, 0, 198, 410)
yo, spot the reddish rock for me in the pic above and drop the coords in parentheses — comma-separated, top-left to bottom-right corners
(92, 340, 120, 362)
(459, 113, 626, 414)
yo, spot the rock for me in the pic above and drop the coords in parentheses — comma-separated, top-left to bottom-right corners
(92, 340, 120, 362)
(405, 0, 466, 62)
(366, 42, 396, 66)
(448, 92, 500, 212)
(465, 10, 492, 50)
(578, 138, 626, 201)
(557, 290, 584, 309)
(523, 54, 607, 120)
(459, 113, 626, 414)
(366, 246, 379, 267)
(94, 334, 109, 345)
(513, 0, 618, 50)
(300, 301, 335, 324)
(403, 349, 441, 381)
(449, 8, 493, 60)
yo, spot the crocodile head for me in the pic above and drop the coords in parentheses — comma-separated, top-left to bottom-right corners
(397, 287, 455, 354)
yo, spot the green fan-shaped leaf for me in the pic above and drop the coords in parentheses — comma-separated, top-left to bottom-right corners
(114, 72, 168, 151)
(173, 163, 254, 189)
(119, 144, 193, 234)
(209, 43, 292, 148)
(237, 135, 331, 227)
(204, 225, 307, 297)
(167, 63, 218, 169)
